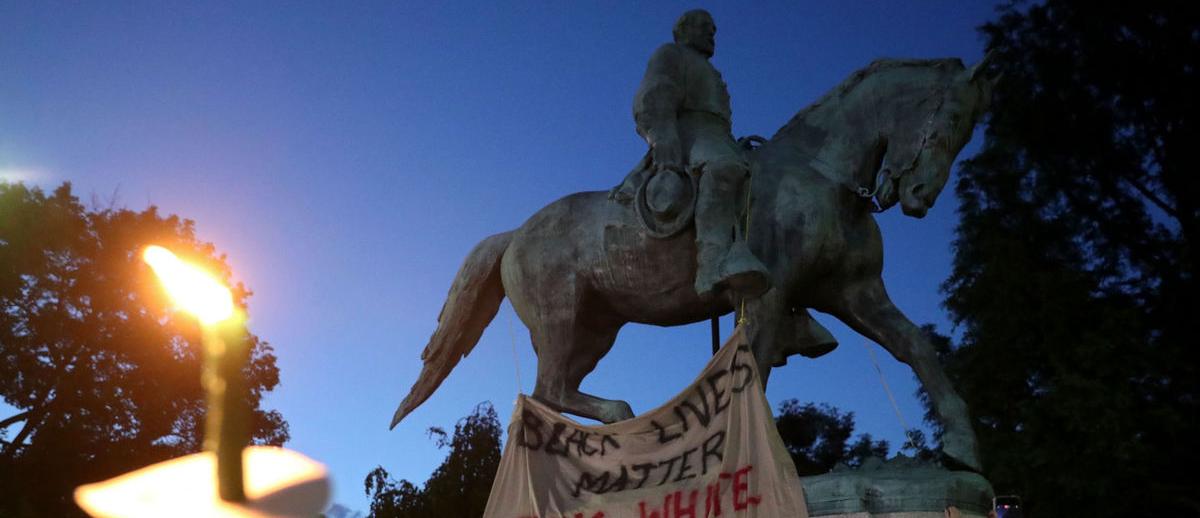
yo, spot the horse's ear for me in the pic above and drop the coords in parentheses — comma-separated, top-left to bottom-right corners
(957, 51, 1001, 121)
(967, 50, 996, 83)
(988, 71, 1004, 91)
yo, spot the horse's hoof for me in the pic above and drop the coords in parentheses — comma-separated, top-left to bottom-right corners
(940, 431, 982, 473)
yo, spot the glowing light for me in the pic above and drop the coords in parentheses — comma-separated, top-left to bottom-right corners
(0, 168, 45, 183)
(143, 245, 235, 325)
(74, 446, 331, 518)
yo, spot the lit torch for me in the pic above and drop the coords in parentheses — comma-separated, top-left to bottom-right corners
(73, 245, 330, 518)
(143, 245, 249, 502)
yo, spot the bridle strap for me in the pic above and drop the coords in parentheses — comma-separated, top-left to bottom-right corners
(852, 89, 947, 213)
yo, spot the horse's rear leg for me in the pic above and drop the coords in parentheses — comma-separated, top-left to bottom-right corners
(530, 314, 633, 424)
(832, 278, 981, 472)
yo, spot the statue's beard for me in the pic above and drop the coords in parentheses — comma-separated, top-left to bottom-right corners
(684, 37, 714, 57)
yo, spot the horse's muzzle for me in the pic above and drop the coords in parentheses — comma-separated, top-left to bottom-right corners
(900, 179, 939, 218)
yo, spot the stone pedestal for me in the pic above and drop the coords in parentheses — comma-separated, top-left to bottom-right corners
(801, 456, 993, 518)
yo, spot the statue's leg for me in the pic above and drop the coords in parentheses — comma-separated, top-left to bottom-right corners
(529, 311, 634, 424)
(831, 278, 982, 472)
(694, 162, 771, 299)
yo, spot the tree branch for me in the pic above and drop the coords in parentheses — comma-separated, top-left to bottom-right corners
(0, 410, 32, 430)
(1, 411, 42, 459)
(1121, 174, 1180, 222)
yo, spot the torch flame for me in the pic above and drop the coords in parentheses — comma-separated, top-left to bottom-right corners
(143, 245, 235, 325)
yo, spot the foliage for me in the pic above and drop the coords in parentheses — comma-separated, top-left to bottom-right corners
(366, 402, 502, 518)
(895, 428, 938, 463)
(0, 182, 289, 517)
(935, 1, 1199, 516)
(774, 400, 892, 476)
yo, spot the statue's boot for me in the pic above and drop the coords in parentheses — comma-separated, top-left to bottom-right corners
(720, 240, 771, 298)
(694, 169, 771, 299)
(694, 239, 771, 300)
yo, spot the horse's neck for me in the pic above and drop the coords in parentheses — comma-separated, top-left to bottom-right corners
(765, 85, 887, 190)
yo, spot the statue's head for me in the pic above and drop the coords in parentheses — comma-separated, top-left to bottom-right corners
(673, 9, 716, 58)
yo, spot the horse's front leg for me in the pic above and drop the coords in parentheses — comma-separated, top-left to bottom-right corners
(738, 288, 789, 388)
(831, 278, 982, 472)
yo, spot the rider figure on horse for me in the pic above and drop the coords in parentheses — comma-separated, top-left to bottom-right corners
(621, 9, 772, 300)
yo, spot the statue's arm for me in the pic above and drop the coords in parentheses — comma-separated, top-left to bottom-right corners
(633, 44, 685, 172)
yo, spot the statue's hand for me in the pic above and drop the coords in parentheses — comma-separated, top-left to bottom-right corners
(650, 140, 683, 175)
(655, 162, 685, 176)
(737, 135, 768, 151)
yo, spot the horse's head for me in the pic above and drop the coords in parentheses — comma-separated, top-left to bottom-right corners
(874, 55, 996, 217)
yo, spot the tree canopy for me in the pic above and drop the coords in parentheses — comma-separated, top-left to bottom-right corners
(935, 1, 1198, 516)
(366, 402, 502, 518)
(774, 400, 896, 477)
(0, 182, 289, 517)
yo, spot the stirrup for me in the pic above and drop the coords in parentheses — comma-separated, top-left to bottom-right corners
(718, 241, 771, 299)
(720, 269, 771, 299)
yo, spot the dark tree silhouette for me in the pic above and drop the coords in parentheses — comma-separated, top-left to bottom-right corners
(0, 182, 289, 517)
(366, 402, 502, 518)
(774, 400, 891, 476)
(935, 1, 1199, 516)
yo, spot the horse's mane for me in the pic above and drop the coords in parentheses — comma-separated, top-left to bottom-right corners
(774, 57, 964, 139)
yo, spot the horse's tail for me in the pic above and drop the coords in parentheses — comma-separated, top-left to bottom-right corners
(390, 231, 513, 429)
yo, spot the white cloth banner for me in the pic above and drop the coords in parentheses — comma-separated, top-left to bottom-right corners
(483, 328, 809, 518)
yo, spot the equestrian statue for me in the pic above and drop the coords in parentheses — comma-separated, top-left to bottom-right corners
(390, 9, 996, 473)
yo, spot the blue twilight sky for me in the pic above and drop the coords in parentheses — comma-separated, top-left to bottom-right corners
(1, 1, 999, 512)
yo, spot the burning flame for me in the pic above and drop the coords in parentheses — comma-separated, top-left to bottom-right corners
(143, 245, 235, 325)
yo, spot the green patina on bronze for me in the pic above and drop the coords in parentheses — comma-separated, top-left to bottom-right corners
(391, 10, 998, 475)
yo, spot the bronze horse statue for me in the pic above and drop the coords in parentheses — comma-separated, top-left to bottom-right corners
(391, 57, 995, 471)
